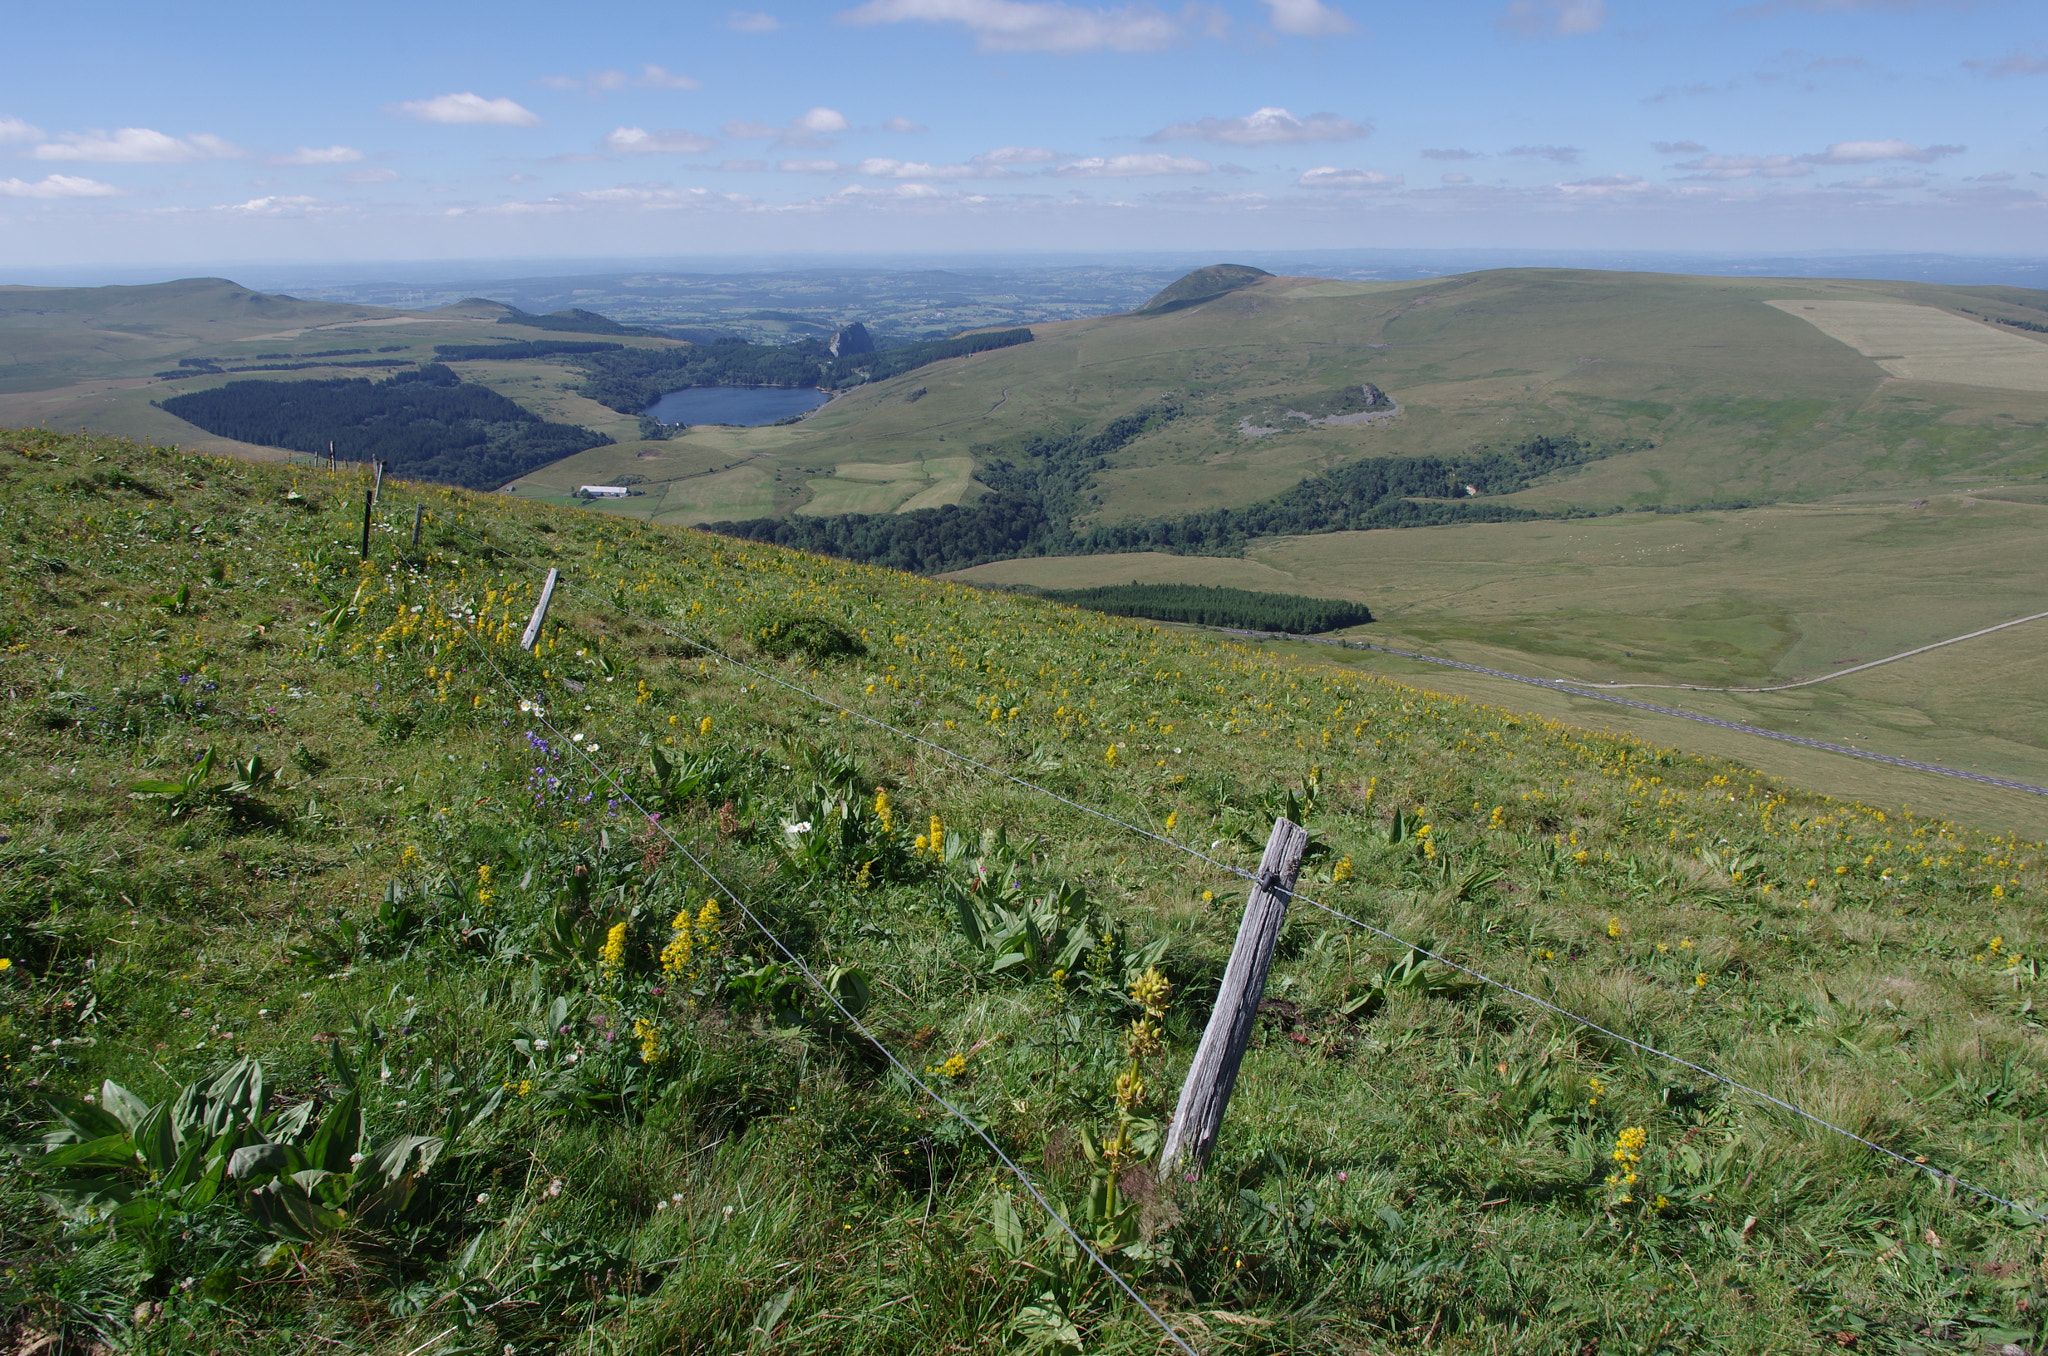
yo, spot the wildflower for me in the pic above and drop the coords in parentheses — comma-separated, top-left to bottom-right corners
(928, 815, 944, 857)
(937, 1053, 968, 1079)
(1201, 890, 1215, 904)
(1129, 966, 1172, 1017)
(1694, 973, 1708, 988)
(1587, 1075, 1604, 1107)
(698, 716, 713, 737)
(475, 863, 494, 908)
(1104, 745, 1117, 766)
(1607, 917, 1621, 939)
(696, 898, 720, 948)
(1126, 1017, 1164, 1061)
(1605, 1125, 1647, 1202)
(1165, 811, 1177, 832)
(599, 921, 628, 981)
(635, 1018, 666, 1065)
(1333, 855, 1353, 884)
(0, 958, 11, 972)
(660, 910, 695, 977)
(873, 788, 893, 836)
(1113, 1068, 1147, 1111)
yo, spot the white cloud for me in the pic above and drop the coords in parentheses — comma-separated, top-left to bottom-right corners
(1498, 0, 1606, 36)
(1829, 174, 1926, 189)
(0, 174, 120, 199)
(730, 9, 783, 29)
(339, 167, 402, 183)
(32, 128, 241, 162)
(856, 157, 992, 178)
(1147, 107, 1368, 146)
(974, 144, 1061, 164)
(723, 107, 850, 148)
(605, 126, 720, 154)
(1505, 143, 1581, 163)
(222, 194, 322, 214)
(1260, 0, 1352, 35)
(1296, 166, 1399, 188)
(779, 158, 845, 173)
(1964, 52, 2048, 77)
(1969, 171, 2016, 182)
(274, 145, 364, 166)
(1420, 147, 1481, 160)
(1052, 152, 1211, 177)
(1557, 173, 1650, 196)
(544, 65, 700, 92)
(390, 93, 542, 127)
(840, 0, 1189, 53)
(1651, 140, 1708, 154)
(1440, 172, 1472, 184)
(884, 116, 928, 132)
(0, 116, 45, 144)
(835, 181, 947, 198)
(1801, 138, 1962, 164)
(1670, 152, 1810, 180)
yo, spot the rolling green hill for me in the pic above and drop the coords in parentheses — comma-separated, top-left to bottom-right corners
(516, 266, 2048, 535)
(3, 426, 2047, 1353)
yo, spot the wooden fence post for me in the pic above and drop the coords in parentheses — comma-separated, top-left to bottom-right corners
(521, 568, 560, 653)
(359, 490, 373, 559)
(410, 502, 424, 549)
(1160, 816, 1308, 1176)
(372, 460, 385, 503)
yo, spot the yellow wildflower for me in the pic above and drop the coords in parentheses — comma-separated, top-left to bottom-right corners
(1607, 917, 1621, 939)
(938, 1053, 967, 1079)
(928, 815, 944, 857)
(1165, 811, 1177, 832)
(475, 863, 494, 908)
(599, 921, 628, 981)
(1113, 1068, 1147, 1111)
(1332, 855, 1353, 884)
(634, 1018, 666, 1065)
(1125, 1017, 1164, 1061)
(698, 715, 713, 737)
(1129, 966, 1172, 1018)
(1105, 745, 1118, 766)
(695, 898, 721, 949)
(0, 958, 11, 972)
(873, 789, 893, 836)
(660, 909, 694, 977)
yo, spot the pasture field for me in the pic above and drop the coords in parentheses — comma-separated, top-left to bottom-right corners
(945, 492, 2048, 836)
(4, 427, 2048, 1354)
(1766, 299, 2048, 392)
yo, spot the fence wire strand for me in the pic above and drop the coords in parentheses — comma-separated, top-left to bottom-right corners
(424, 510, 2048, 1228)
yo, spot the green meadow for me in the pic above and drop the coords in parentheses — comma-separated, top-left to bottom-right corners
(3, 427, 2048, 1353)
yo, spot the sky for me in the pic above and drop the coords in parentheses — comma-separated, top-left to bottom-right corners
(3, 0, 2045, 269)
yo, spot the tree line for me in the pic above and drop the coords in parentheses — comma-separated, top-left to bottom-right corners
(432, 340, 626, 362)
(1031, 583, 1373, 634)
(157, 364, 611, 490)
(707, 411, 1642, 575)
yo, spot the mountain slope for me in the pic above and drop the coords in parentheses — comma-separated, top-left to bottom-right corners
(2, 426, 2045, 1354)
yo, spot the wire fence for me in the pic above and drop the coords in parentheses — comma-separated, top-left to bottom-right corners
(417, 507, 2048, 1239)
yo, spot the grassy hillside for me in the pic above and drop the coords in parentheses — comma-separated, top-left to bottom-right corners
(517, 267, 2048, 534)
(945, 491, 2048, 836)
(0, 278, 683, 466)
(4, 429, 2048, 1354)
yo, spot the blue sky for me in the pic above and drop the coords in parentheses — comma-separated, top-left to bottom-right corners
(3, 0, 2044, 266)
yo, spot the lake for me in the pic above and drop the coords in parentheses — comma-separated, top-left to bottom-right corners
(644, 385, 831, 426)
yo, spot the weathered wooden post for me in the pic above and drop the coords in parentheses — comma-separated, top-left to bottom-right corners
(410, 503, 424, 549)
(372, 460, 385, 503)
(359, 490, 373, 558)
(1161, 817, 1308, 1175)
(520, 568, 559, 652)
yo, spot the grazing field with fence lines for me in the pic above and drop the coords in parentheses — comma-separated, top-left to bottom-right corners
(2, 427, 2046, 1354)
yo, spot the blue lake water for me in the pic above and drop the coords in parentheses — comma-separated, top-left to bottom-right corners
(644, 385, 831, 426)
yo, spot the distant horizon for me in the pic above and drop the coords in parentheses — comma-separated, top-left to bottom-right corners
(7, 246, 2048, 295)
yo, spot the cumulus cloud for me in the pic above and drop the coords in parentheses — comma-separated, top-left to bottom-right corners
(779, 158, 845, 173)
(856, 157, 997, 178)
(1147, 107, 1368, 146)
(32, 128, 241, 162)
(730, 10, 783, 29)
(1051, 152, 1211, 177)
(604, 126, 720, 154)
(1671, 152, 1810, 180)
(1829, 174, 1926, 189)
(1296, 166, 1399, 188)
(724, 107, 850, 148)
(1557, 173, 1650, 196)
(974, 144, 1061, 164)
(0, 116, 45, 143)
(221, 194, 322, 214)
(883, 116, 928, 132)
(839, 0, 1190, 53)
(1260, 0, 1353, 36)
(0, 174, 120, 198)
(1651, 140, 1707, 154)
(1801, 138, 1962, 163)
(1498, 0, 1606, 37)
(390, 93, 542, 126)
(1420, 147, 1480, 160)
(1964, 52, 2048, 77)
(274, 145, 364, 165)
(1505, 143, 1580, 162)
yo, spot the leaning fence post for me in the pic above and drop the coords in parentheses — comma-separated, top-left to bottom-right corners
(521, 568, 560, 652)
(372, 459, 385, 503)
(360, 490, 373, 559)
(1161, 816, 1309, 1176)
(410, 502, 424, 549)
